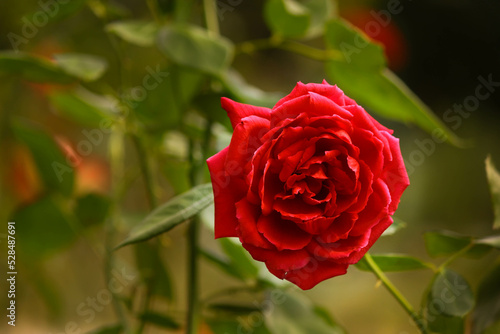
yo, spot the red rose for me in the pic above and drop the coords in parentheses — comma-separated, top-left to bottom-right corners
(207, 81, 409, 289)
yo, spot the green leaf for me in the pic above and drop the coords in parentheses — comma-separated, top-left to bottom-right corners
(199, 248, 245, 280)
(472, 261, 500, 334)
(106, 20, 159, 47)
(157, 24, 233, 76)
(219, 238, 259, 280)
(133, 65, 204, 132)
(485, 156, 500, 229)
(220, 69, 282, 109)
(426, 313, 464, 334)
(206, 318, 271, 334)
(54, 53, 108, 82)
(115, 183, 213, 248)
(356, 254, 432, 272)
(134, 243, 174, 301)
(324, 20, 460, 145)
(138, 312, 180, 330)
(381, 216, 407, 236)
(12, 119, 74, 196)
(74, 193, 111, 228)
(265, 291, 345, 334)
(424, 231, 472, 258)
(11, 196, 78, 260)
(429, 269, 474, 317)
(475, 235, 500, 249)
(86, 324, 122, 334)
(301, 0, 334, 37)
(0, 51, 75, 83)
(313, 306, 347, 333)
(49, 88, 116, 127)
(264, 0, 310, 38)
(208, 303, 261, 315)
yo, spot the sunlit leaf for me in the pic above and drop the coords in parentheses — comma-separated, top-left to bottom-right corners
(54, 53, 108, 82)
(199, 248, 245, 280)
(324, 20, 460, 145)
(219, 238, 259, 280)
(49, 87, 116, 127)
(106, 20, 159, 47)
(264, 0, 310, 38)
(115, 183, 213, 248)
(0, 51, 75, 83)
(157, 24, 233, 76)
(472, 261, 500, 334)
(429, 269, 474, 317)
(424, 231, 472, 258)
(475, 235, 500, 249)
(265, 290, 345, 334)
(220, 69, 282, 109)
(12, 119, 74, 196)
(356, 254, 432, 272)
(381, 216, 406, 236)
(485, 156, 500, 229)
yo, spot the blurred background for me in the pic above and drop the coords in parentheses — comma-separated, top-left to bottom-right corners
(0, 0, 499, 333)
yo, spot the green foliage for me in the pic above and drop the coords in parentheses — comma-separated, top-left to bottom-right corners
(106, 20, 159, 47)
(49, 88, 116, 127)
(485, 156, 500, 230)
(74, 193, 111, 228)
(53, 53, 108, 82)
(86, 324, 123, 334)
(11, 196, 78, 260)
(157, 24, 234, 76)
(138, 312, 181, 329)
(324, 20, 460, 145)
(472, 261, 500, 334)
(0, 52, 75, 83)
(264, 0, 310, 38)
(356, 254, 432, 272)
(219, 238, 260, 281)
(264, 291, 346, 334)
(429, 269, 474, 317)
(424, 231, 472, 258)
(134, 242, 174, 301)
(116, 183, 213, 248)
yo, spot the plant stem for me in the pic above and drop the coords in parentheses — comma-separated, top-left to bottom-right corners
(186, 215, 200, 334)
(236, 37, 342, 61)
(131, 134, 158, 209)
(107, 129, 132, 333)
(363, 253, 429, 334)
(437, 243, 474, 272)
(203, 0, 219, 36)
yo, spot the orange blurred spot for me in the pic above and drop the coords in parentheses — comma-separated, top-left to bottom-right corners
(6, 145, 43, 203)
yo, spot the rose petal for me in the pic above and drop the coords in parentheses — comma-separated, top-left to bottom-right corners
(227, 115, 270, 176)
(243, 243, 311, 271)
(257, 212, 312, 251)
(235, 199, 274, 249)
(221, 97, 271, 129)
(268, 259, 348, 290)
(207, 147, 241, 238)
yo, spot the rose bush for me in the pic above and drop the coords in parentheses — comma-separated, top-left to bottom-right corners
(207, 81, 409, 289)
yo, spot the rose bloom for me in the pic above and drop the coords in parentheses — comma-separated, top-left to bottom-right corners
(207, 81, 409, 289)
